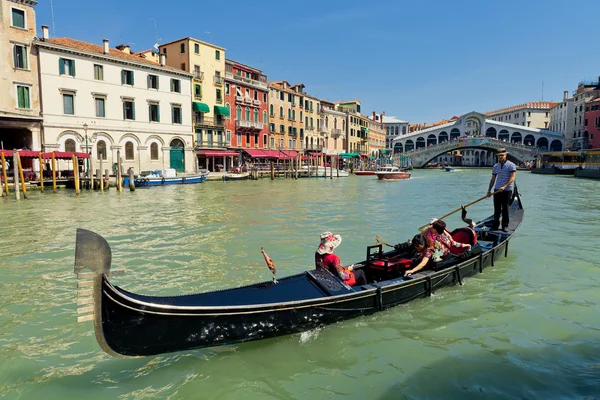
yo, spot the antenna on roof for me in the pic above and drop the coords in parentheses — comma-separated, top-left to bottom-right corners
(50, 0, 56, 36)
(149, 18, 161, 50)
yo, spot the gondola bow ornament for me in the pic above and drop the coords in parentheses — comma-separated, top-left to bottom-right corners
(261, 247, 278, 283)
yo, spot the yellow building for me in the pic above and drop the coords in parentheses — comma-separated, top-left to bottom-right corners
(268, 81, 306, 150)
(368, 112, 386, 157)
(158, 38, 229, 150)
(302, 93, 321, 152)
(336, 101, 369, 154)
(0, 0, 42, 151)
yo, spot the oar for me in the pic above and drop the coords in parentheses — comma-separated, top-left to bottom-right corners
(375, 235, 394, 248)
(417, 189, 502, 231)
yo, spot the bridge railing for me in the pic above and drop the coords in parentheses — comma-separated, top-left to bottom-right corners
(396, 136, 540, 155)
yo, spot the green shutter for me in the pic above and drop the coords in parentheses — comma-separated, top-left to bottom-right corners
(59, 58, 65, 75)
(157, 105, 160, 122)
(121, 70, 125, 85)
(23, 87, 30, 108)
(171, 106, 174, 123)
(170, 79, 173, 92)
(147, 75, 151, 89)
(148, 104, 152, 121)
(179, 108, 182, 124)
(131, 102, 135, 120)
(130, 71, 134, 86)
(71, 60, 76, 77)
(17, 86, 24, 108)
(123, 102, 126, 119)
(155, 76, 159, 90)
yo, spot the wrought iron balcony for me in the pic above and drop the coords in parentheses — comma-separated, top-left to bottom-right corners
(194, 71, 204, 81)
(194, 117, 225, 128)
(224, 71, 268, 90)
(216, 97, 223, 104)
(252, 99, 260, 106)
(195, 140, 229, 149)
(332, 128, 343, 138)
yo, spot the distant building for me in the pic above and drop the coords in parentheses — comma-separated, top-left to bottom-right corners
(35, 33, 195, 173)
(268, 81, 305, 150)
(0, 0, 42, 156)
(549, 91, 574, 142)
(336, 100, 369, 154)
(485, 102, 557, 130)
(368, 112, 390, 157)
(319, 100, 345, 155)
(584, 97, 600, 149)
(378, 114, 409, 150)
(572, 78, 600, 150)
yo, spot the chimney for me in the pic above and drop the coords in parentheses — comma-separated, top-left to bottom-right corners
(41, 25, 49, 40)
(103, 39, 109, 54)
(159, 53, 166, 67)
(564, 90, 568, 101)
(372, 111, 376, 120)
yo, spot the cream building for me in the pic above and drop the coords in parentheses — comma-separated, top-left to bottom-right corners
(35, 32, 195, 174)
(268, 81, 305, 150)
(320, 100, 345, 155)
(486, 102, 558, 130)
(549, 91, 574, 141)
(571, 79, 600, 150)
(367, 112, 386, 157)
(336, 101, 369, 154)
(158, 38, 229, 151)
(302, 93, 320, 152)
(0, 0, 42, 152)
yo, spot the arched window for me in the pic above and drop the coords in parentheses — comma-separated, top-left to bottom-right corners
(96, 140, 107, 160)
(279, 106, 283, 118)
(334, 118, 337, 129)
(263, 111, 267, 124)
(270, 104, 274, 116)
(246, 107, 250, 121)
(325, 116, 329, 128)
(150, 143, 159, 160)
(342, 120, 345, 130)
(236, 106, 241, 120)
(402, 126, 407, 135)
(125, 141, 134, 160)
(65, 138, 76, 152)
(254, 109, 258, 123)
(395, 126, 399, 135)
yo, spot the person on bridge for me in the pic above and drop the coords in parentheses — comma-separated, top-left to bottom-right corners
(486, 148, 516, 232)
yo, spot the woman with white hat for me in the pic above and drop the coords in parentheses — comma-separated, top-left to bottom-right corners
(315, 232, 367, 286)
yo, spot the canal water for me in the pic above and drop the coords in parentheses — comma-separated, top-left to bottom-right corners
(1, 170, 599, 399)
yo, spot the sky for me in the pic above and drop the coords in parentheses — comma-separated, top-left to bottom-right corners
(34, 0, 600, 124)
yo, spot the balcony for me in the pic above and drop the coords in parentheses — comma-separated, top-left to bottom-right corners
(224, 71, 268, 90)
(321, 126, 330, 134)
(195, 116, 225, 128)
(213, 75, 224, 86)
(196, 140, 229, 149)
(193, 71, 204, 81)
(216, 97, 223, 104)
(305, 144, 323, 151)
(244, 96, 253, 105)
(305, 125, 316, 134)
(235, 95, 245, 104)
(236, 120, 264, 130)
(252, 99, 261, 106)
(332, 128, 343, 138)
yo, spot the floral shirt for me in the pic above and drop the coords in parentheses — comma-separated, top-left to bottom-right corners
(422, 228, 462, 260)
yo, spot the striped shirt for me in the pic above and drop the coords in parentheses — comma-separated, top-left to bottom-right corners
(492, 160, 516, 191)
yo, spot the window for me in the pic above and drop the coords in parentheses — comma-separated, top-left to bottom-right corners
(121, 70, 134, 85)
(162, 48, 167, 55)
(172, 105, 182, 124)
(16, 85, 30, 109)
(95, 97, 105, 117)
(254, 109, 259, 123)
(149, 103, 160, 122)
(279, 91, 284, 101)
(279, 106, 284, 118)
(246, 132, 250, 144)
(215, 50, 220, 60)
(245, 107, 250, 121)
(63, 93, 74, 115)
(94, 65, 103, 81)
(59, 58, 76, 76)
(194, 43, 199, 54)
(13, 44, 28, 69)
(237, 132, 242, 146)
(148, 74, 158, 89)
(263, 93, 267, 103)
(65, 139, 76, 153)
(216, 89, 222, 102)
(236, 106, 241, 120)
(125, 142, 134, 160)
(171, 79, 181, 93)
(194, 84, 202, 98)
(254, 91, 258, 101)
(11, 8, 25, 29)
(263, 111, 267, 124)
(245, 88, 250, 98)
(225, 83, 230, 95)
(180, 63, 186, 70)
(97, 140, 107, 160)
(180, 43, 185, 53)
(270, 104, 274, 116)
(123, 100, 135, 120)
(150, 143, 159, 160)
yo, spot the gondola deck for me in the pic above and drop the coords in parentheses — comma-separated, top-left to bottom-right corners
(74, 189, 524, 357)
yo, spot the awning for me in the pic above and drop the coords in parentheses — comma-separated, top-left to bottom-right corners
(340, 152, 360, 158)
(280, 150, 298, 159)
(213, 105, 230, 117)
(42, 151, 90, 159)
(192, 102, 210, 113)
(361, 127, 369, 133)
(197, 150, 239, 157)
(244, 149, 268, 158)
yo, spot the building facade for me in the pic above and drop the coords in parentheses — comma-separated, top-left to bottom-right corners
(549, 90, 574, 141)
(320, 100, 345, 156)
(0, 0, 42, 156)
(571, 79, 600, 150)
(486, 102, 558, 130)
(337, 101, 369, 154)
(584, 97, 600, 149)
(368, 112, 386, 157)
(35, 34, 195, 174)
(224, 59, 268, 151)
(302, 94, 320, 152)
(268, 81, 305, 150)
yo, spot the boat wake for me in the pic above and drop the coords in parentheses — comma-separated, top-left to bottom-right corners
(299, 327, 322, 344)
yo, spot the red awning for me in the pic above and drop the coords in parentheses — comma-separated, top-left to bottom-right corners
(243, 149, 268, 158)
(42, 151, 90, 159)
(280, 150, 298, 159)
(0, 150, 13, 157)
(197, 150, 240, 157)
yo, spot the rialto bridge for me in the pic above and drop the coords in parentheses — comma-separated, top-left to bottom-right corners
(391, 111, 565, 168)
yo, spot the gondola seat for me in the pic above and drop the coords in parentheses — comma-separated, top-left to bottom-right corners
(449, 227, 477, 255)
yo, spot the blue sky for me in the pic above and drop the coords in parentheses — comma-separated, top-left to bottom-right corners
(36, 0, 599, 124)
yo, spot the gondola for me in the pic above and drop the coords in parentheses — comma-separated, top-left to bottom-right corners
(74, 188, 524, 358)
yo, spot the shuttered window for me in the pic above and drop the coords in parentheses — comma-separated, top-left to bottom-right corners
(172, 106, 182, 124)
(150, 143, 159, 160)
(11, 8, 25, 28)
(63, 94, 74, 115)
(95, 98, 105, 117)
(123, 101, 135, 120)
(13, 44, 28, 69)
(59, 58, 76, 76)
(121, 70, 134, 85)
(17, 85, 30, 109)
(94, 65, 103, 81)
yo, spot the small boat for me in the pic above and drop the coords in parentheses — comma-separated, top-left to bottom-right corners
(354, 170, 377, 176)
(73, 189, 523, 357)
(444, 167, 456, 172)
(122, 168, 208, 187)
(376, 166, 411, 180)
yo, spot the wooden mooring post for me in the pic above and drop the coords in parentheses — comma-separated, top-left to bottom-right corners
(1, 152, 8, 196)
(38, 152, 44, 192)
(128, 167, 135, 191)
(13, 152, 20, 200)
(17, 152, 27, 199)
(116, 150, 122, 193)
(72, 154, 80, 195)
(51, 152, 57, 193)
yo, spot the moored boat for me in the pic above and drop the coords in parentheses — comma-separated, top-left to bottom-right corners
(444, 167, 456, 172)
(73, 189, 523, 357)
(376, 166, 411, 180)
(122, 168, 208, 187)
(354, 170, 377, 176)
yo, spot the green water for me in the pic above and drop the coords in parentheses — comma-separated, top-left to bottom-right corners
(1, 170, 599, 399)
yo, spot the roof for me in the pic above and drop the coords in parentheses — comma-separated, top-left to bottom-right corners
(36, 38, 192, 76)
(486, 102, 559, 115)
(382, 115, 408, 124)
(334, 100, 361, 105)
(225, 58, 264, 74)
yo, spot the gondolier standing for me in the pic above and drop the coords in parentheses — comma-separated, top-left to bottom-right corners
(486, 148, 516, 232)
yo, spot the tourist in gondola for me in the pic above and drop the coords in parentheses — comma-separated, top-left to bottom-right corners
(486, 148, 517, 232)
(315, 232, 367, 286)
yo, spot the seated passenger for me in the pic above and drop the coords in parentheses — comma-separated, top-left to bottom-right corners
(423, 219, 471, 259)
(405, 234, 434, 276)
(315, 232, 367, 286)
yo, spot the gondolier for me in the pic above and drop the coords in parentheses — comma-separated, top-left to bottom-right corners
(486, 148, 516, 232)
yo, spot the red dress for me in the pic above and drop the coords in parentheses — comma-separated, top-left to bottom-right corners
(316, 253, 356, 286)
